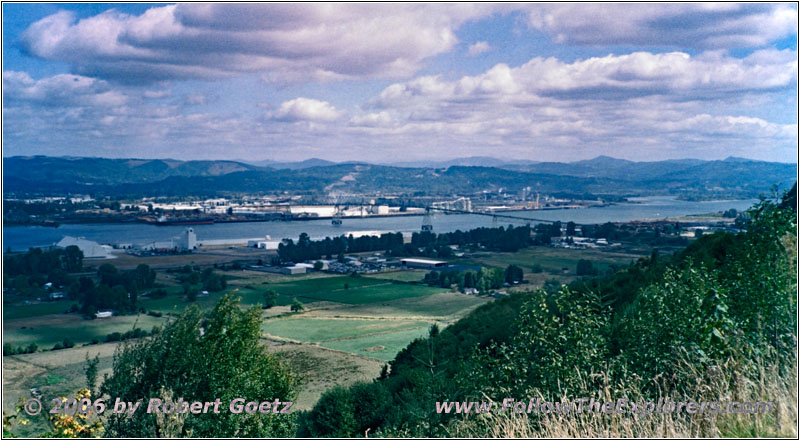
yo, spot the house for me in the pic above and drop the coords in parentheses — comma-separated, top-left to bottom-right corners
(49, 292, 66, 300)
(462, 287, 479, 295)
(95, 310, 113, 319)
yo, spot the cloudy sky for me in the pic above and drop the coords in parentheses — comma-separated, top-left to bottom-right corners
(2, 3, 797, 163)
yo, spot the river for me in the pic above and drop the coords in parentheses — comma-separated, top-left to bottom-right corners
(3, 197, 756, 251)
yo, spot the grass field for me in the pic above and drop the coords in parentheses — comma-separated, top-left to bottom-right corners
(3, 301, 79, 320)
(272, 344, 383, 410)
(311, 291, 488, 320)
(458, 247, 642, 288)
(3, 313, 168, 348)
(319, 326, 432, 361)
(226, 274, 446, 306)
(363, 270, 427, 282)
(262, 317, 431, 342)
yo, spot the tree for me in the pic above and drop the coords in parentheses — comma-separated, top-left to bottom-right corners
(263, 290, 279, 309)
(101, 295, 297, 437)
(63, 245, 84, 272)
(97, 263, 119, 286)
(576, 259, 598, 276)
(134, 264, 156, 290)
(85, 354, 99, 396)
(303, 386, 358, 437)
(291, 298, 304, 313)
(505, 264, 524, 283)
(566, 221, 576, 236)
(313, 261, 324, 271)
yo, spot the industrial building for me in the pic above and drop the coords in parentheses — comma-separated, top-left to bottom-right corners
(137, 228, 197, 251)
(400, 258, 447, 269)
(55, 236, 113, 259)
(178, 228, 197, 250)
(247, 235, 281, 250)
(279, 265, 307, 275)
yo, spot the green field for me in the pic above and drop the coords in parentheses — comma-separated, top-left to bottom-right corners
(457, 247, 642, 287)
(315, 291, 488, 319)
(363, 270, 427, 283)
(320, 326, 432, 361)
(262, 317, 430, 342)
(3, 301, 79, 320)
(3, 314, 168, 348)
(230, 275, 446, 306)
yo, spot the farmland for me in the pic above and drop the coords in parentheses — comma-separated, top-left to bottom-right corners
(457, 246, 643, 288)
(2, 241, 646, 433)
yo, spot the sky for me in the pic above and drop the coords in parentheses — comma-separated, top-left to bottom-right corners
(2, 3, 798, 163)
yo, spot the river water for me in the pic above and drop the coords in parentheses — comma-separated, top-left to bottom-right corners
(3, 197, 756, 251)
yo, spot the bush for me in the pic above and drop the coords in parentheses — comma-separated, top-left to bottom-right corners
(149, 289, 168, 299)
(3, 343, 16, 356)
(304, 386, 358, 437)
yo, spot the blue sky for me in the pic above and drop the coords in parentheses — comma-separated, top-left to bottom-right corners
(2, 3, 797, 163)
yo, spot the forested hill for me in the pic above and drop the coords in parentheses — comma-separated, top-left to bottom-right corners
(300, 186, 798, 437)
(3, 155, 796, 199)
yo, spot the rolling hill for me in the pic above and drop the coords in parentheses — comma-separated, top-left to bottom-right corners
(2, 155, 795, 199)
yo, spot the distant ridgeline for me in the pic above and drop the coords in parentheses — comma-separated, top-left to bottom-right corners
(3, 155, 796, 199)
(298, 185, 798, 437)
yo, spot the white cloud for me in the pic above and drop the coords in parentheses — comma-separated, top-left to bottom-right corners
(467, 41, 491, 56)
(19, 4, 498, 84)
(143, 89, 171, 99)
(374, 50, 797, 108)
(524, 3, 797, 49)
(273, 97, 343, 122)
(349, 111, 393, 128)
(185, 93, 207, 105)
(3, 71, 127, 107)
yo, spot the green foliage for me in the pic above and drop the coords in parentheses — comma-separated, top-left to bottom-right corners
(3, 245, 83, 277)
(101, 295, 297, 437)
(504, 264, 524, 283)
(290, 298, 304, 313)
(279, 225, 533, 263)
(302, 386, 358, 437)
(85, 354, 99, 396)
(576, 259, 598, 276)
(467, 287, 609, 397)
(262, 290, 279, 309)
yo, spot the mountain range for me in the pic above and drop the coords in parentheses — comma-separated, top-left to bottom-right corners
(3, 155, 796, 200)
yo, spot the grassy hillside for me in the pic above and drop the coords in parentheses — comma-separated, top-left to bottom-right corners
(300, 186, 797, 437)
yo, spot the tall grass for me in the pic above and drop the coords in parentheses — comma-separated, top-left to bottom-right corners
(442, 352, 797, 438)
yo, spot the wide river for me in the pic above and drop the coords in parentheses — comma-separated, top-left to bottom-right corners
(3, 197, 756, 251)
